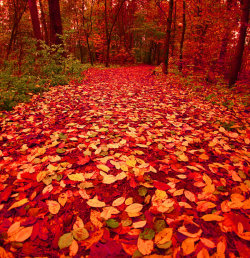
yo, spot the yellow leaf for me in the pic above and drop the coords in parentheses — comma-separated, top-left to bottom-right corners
(14, 226, 33, 242)
(68, 173, 85, 181)
(8, 198, 29, 210)
(155, 228, 173, 245)
(46, 200, 60, 214)
(116, 172, 127, 180)
(87, 198, 106, 208)
(181, 237, 196, 255)
(125, 197, 133, 205)
(120, 163, 129, 172)
(112, 197, 125, 207)
(155, 189, 167, 200)
(101, 172, 117, 184)
(178, 153, 189, 162)
(69, 240, 79, 257)
(58, 193, 67, 206)
(173, 189, 184, 196)
(126, 158, 136, 167)
(137, 238, 154, 255)
(125, 203, 143, 213)
(36, 171, 47, 182)
(100, 206, 120, 220)
(201, 214, 224, 222)
(97, 164, 110, 172)
(132, 221, 147, 228)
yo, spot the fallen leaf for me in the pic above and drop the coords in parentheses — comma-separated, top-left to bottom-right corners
(46, 200, 60, 214)
(14, 226, 33, 242)
(137, 238, 154, 255)
(201, 214, 224, 222)
(155, 228, 173, 245)
(58, 193, 67, 206)
(125, 203, 143, 213)
(112, 197, 125, 206)
(69, 240, 79, 256)
(87, 198, 106, 208)
(181, 237, 196, 255)
(8, 198, 29, 210)
(58, 233, 74, 249)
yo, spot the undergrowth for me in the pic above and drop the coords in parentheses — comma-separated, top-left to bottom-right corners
(0, 39, 90, 111)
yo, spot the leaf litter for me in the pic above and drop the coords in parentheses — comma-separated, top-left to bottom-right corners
(0, 66, 249, 257)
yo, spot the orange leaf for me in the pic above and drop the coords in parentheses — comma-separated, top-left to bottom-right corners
(137, 238, 154, 255)
(155, 228, 173, 245)
(8, 198, 29, 210)
(197, 247, 210, 258)
(112, 197, 125, 206)
(14, 226, 33, 242)
(184, 190, 196, 202)
(58, 193, 67, 206)
(46, 200, 60, 214)
(181, 237, 196, 255)
(199, 153, 209, 160)
(69, 240, 79, 257)
(201, 214, 224, 222)
(125, 203, 143, 213)
(121, 242, 137, 255)
(200, 238, 215, 248)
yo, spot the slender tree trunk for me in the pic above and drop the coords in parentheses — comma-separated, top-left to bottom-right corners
(104, 0, 126, 67)
(28, 0, 42, 41)
(38, 0, 49, 44)
(171, 0, 177, 57)
(228, 0, 249, 86)
(179, 0, 186, 72)
(48, 0, 63, 46)
(6, 0, 28, 59)
(163, 0, 174, 74)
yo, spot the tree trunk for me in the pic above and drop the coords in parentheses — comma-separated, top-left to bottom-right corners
(171, 0, 177, 57)
(6, 0, 28, 59)
(178, 0, 186, 72)
(104, 0, 126, 67)
(28, 0, 42, 41)
(48, 0, 63, 46)
(38, 0, 49, 44)
(163, 0, 174, 74)
(228, 0, 249, 86)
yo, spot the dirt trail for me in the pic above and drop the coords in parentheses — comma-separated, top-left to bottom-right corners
(0, 66, 249, 257)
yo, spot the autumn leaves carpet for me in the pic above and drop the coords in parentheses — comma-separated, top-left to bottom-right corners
(0, 66, 249, 257)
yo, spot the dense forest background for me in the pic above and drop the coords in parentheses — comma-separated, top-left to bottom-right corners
(0, 0, 249, 110)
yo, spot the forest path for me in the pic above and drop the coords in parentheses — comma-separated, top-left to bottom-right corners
(0, 66, 249, 257)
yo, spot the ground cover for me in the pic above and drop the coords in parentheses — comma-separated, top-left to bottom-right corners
(0, 66, 249, 257)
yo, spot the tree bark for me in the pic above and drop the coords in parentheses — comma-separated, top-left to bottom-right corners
(228, 0, 249, 86)
(38, 0, 49, 44)
(104, 0, 126, 67)
(28, 0, 42, 41)
(162, 0, 174, 74)
(178, 0, 186, 72)
(48, 0, 63, 46)
(6, 0, 28, 58)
